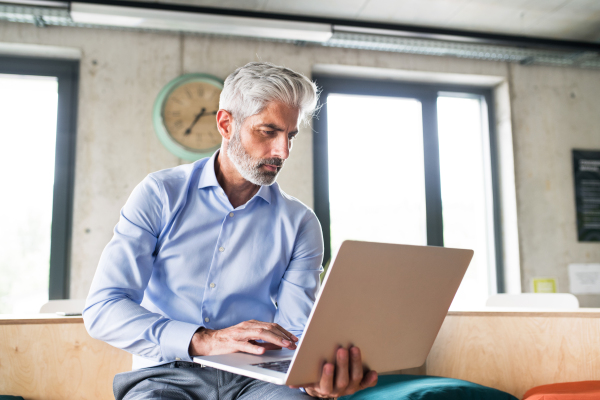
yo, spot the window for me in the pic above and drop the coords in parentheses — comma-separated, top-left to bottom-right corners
(313, 76, 503, 309)
(0, 56, 79, 313)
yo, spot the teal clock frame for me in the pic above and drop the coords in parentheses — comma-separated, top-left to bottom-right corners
(153, 73, 224, 161)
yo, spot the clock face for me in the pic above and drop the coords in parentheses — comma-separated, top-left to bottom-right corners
(153, 74, 225, 161)
(162, 81, 222, 151)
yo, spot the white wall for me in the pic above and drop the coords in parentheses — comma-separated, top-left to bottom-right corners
(1, 21, 599, 304)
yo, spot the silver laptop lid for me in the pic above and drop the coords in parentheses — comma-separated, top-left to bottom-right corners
(286, 240, 473, 386)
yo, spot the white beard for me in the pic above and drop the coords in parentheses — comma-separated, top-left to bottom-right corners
(226, 128, 284, 186)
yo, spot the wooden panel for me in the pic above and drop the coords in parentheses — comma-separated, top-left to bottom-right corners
(427, 314, 600, 399)
(447, 308, 600, 318)
(383, 364, 427, 376)
(0, 322, 132, 400)
(3, 311, 600, 399)
(0, 314, 83, 325)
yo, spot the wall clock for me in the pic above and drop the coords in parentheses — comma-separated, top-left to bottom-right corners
(153, 74, 223, 161)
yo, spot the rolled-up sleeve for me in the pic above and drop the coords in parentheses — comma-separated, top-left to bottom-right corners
(274, 210, 324, 338)
(83, 176, 200, 363)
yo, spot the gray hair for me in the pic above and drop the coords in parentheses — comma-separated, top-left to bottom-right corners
(219, 62, 319, 127)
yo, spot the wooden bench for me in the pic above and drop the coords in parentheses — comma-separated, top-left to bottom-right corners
(428, 309, 600, 398)
(2, 310, 600, 399)
(0, 315, 131, 400)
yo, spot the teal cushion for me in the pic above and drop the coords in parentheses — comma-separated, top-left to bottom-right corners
(0, 397, 25, 400)
(340, 375, 518, 400)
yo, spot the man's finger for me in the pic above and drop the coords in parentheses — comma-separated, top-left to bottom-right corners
(319, 363, 335, 395)
(239, 320, 298, 345)
(253, 321, 297, 343)
(236, 341, 267, 355)
(360, 370, 378, 389)
(269, 323, 298, 343)
(334, 347, 350, 391)
(247, 328, 297, 348)
(349, 347, 364, 386)
(271, 323, 298, 342)
(250, 341, 283, 351)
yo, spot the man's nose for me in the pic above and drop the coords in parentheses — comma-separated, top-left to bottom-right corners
(272, 133, 290, 160)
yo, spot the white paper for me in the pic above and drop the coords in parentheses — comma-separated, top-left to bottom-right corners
(569, 264, 600, 294)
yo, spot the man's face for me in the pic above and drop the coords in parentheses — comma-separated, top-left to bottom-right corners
(227, 101, 300, 186)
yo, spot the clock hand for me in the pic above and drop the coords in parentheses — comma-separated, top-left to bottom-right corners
(196, 110, 218, 118)
(184, 107, 206, 135)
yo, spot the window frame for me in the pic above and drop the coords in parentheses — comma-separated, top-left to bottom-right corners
(312, 75, 505, 293)
(0, 55, 80, 300)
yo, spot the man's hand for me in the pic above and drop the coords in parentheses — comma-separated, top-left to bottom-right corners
(188, 319, 298, 356)
(290, 347, 378, 398)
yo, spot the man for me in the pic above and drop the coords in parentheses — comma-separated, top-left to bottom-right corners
(84, 62, 378, 399)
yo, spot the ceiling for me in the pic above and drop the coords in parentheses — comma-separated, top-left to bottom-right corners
(124, 0, 600, 43)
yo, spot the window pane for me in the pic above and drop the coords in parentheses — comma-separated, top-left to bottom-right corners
(327, 94, 427, 258)
(437, 95, 496, 309)
(0, 74, 58, 313)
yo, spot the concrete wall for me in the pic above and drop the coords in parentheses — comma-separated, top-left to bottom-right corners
(1, 21, 599, 304)
(509, 65, 600, 305)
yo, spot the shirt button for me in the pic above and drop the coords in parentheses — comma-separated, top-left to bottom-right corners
(175, 357, 181, 361)
(219, 247, 225, 252)
(204, 317, 210, 322)
(229, 212, 234, 217)
(210, 283, 216, 288)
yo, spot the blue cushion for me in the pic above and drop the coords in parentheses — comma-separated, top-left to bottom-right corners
(340, 375, 518, 400)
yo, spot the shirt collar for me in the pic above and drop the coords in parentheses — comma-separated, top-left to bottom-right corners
(198, 149, 272, 204)
(198, 150, 221, 189)
(255, 184, 272, 204)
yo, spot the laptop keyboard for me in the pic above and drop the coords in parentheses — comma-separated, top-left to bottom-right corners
(251, 359, 291, 373)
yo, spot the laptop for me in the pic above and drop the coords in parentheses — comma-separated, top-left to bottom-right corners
(193, 240, 473, 387)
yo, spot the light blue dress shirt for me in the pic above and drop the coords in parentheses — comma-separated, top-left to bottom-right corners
(83, 151, 324, 370)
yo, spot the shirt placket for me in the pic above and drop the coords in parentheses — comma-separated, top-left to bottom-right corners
(201, 211, 231, 327)
(201, 197, 256, 327)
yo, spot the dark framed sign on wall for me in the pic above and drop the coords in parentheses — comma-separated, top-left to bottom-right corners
(573, 150, 600, 242)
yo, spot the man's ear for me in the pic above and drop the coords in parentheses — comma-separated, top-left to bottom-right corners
(216, 109, 234, 141)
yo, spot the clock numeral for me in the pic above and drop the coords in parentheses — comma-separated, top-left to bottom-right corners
(174, 120, 183, 128)
(171, 97, 183, 105)
(197, 87, 205, 97)
(171, 111, 180, 117)
(186, 89, 193, 99)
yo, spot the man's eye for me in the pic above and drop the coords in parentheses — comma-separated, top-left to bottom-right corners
(263, 130, 275, 135)
(289, 134, 297, 139)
